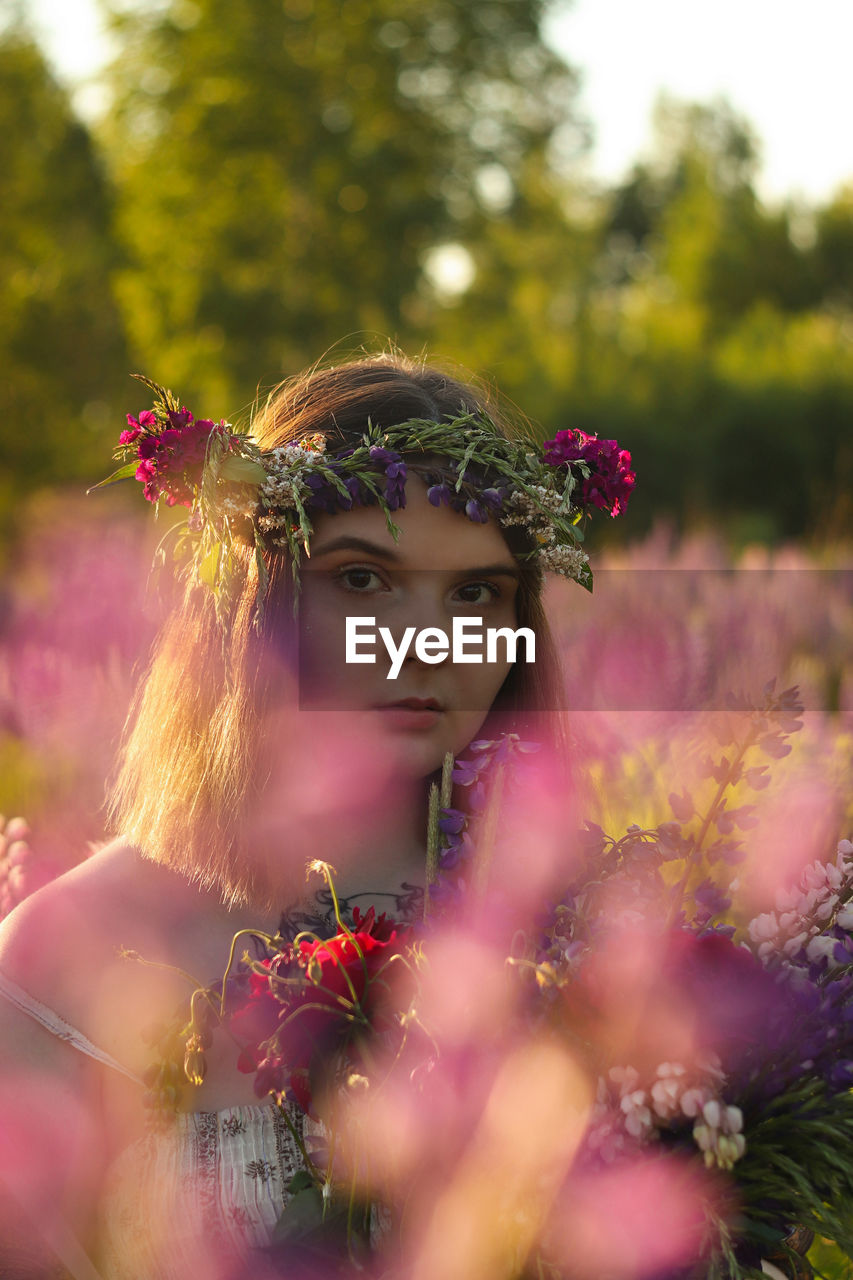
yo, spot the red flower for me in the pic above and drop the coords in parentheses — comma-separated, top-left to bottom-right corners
(543, 429, 636, 517)
(117, 405, 231, 508)
(230, 909, 413, 1113)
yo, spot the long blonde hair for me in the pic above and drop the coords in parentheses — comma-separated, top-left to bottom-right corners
(108, 352, 569, 906)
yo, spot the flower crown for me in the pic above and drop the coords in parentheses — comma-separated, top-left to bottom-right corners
(92, 375, 635, 632)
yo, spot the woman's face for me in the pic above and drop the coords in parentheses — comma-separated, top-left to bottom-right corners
(297, 476, 523, 778)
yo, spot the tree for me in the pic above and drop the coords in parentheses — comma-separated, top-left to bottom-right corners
(0, 21, 128, 535)
(100, 0, 585, 413)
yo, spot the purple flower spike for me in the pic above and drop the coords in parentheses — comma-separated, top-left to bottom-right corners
(438, 809, 466, 836)
(428, 483, 451, 507)
(481, 488, 504, 510)
(465, 498, 488, 523)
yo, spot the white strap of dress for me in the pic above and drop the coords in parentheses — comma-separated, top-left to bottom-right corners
(0, 967, 145, 1087)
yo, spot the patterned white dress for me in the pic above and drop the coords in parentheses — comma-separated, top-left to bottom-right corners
(0, 968, 308, 1280)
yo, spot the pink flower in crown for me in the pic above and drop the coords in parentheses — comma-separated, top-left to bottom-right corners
(120, 404, 230, 508)
(119, 409, 157, 445)
(543, 428, 636, 517)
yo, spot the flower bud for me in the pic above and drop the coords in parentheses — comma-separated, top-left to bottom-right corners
(184, 1034, 207, 1087)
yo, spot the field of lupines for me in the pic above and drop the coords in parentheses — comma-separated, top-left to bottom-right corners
(0, 496, 852, 1278)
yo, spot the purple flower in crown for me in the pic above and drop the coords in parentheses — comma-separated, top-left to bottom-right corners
(480, 487, 505, 511)
(427, 482, 452, 507)
(303, 472, 341, 515)
(543, 428, 636, 517)
(369, 446, 407, 511)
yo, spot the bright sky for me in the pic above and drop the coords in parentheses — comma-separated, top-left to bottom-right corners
(23, 0, 853, 205)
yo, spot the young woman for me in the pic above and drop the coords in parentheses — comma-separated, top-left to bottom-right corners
(0, 352, 630, 1278)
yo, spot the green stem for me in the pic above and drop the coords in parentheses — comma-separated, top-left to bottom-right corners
(474, 762, 505, 898)
(275, 1098, 318, 1181)
(667, 725, 759, 924)
(217, 928, 275, 1017)
(424, 782, 441, 920)
(117, 947, 206, 993)
(424, 751, 456, 920)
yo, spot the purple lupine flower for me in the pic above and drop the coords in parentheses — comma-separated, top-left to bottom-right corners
(439, 845, 463, 870)
(464, 498, 487, 523)
(480, 487, 504, 511)
(367, 447, 407, 511)
(438, 809, 466, 836)
(452, 756, 491, 788)
(693, 880, 732, 928)
(427, 483, 451, 507)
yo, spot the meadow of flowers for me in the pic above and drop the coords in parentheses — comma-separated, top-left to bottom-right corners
(0, 497, 851, 1278)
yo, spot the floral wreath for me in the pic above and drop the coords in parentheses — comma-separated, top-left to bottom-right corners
(92, 375, 635, 632)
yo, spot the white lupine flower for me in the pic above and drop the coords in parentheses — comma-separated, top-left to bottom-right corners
(724, 1105, 743, 1133)
(783, 931, 810, 957)
(680, 1087, 711, 1118)
(622, 1098, 654, 1139)
(693, 1101, 746, 1169)
(702, 1099, 721, 1129)
(806, 935, 839, 964)
(609, 1065, 640, 1091)
(693, 1123, 713, 1153)
(774, 885, 799, 912)
(803, 863, 829, 892)
(650, 1077, 683, 1119)
(748, 913, 779, 942)
(836, 903, 853, 930)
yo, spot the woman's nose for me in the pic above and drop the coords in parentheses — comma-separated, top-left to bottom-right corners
(386, 578, 450, 664)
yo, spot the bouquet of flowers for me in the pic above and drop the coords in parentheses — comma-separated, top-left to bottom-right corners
(146, 687, 853, 1279)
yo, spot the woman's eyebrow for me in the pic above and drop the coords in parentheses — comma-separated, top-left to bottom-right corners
(457, 563, 520, 580)
(308, 535, 520, 580)
(309, 535, 403, 561)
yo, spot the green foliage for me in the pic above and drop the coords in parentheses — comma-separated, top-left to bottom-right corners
(100, 0, 582, 410)
(0, 22, 128, 541)
(2, 9, 851, 546)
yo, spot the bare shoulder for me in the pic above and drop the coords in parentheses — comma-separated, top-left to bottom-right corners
(0, 839, 147, 986)
(0, 840, 140, 1067)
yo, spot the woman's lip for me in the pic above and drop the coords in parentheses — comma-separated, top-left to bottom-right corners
(374, 704, 444, 730)
(378, 698, 444, 712)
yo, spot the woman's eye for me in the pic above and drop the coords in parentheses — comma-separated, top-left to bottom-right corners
(453, 581, 500, 606)
(335, 566, 387, 593)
